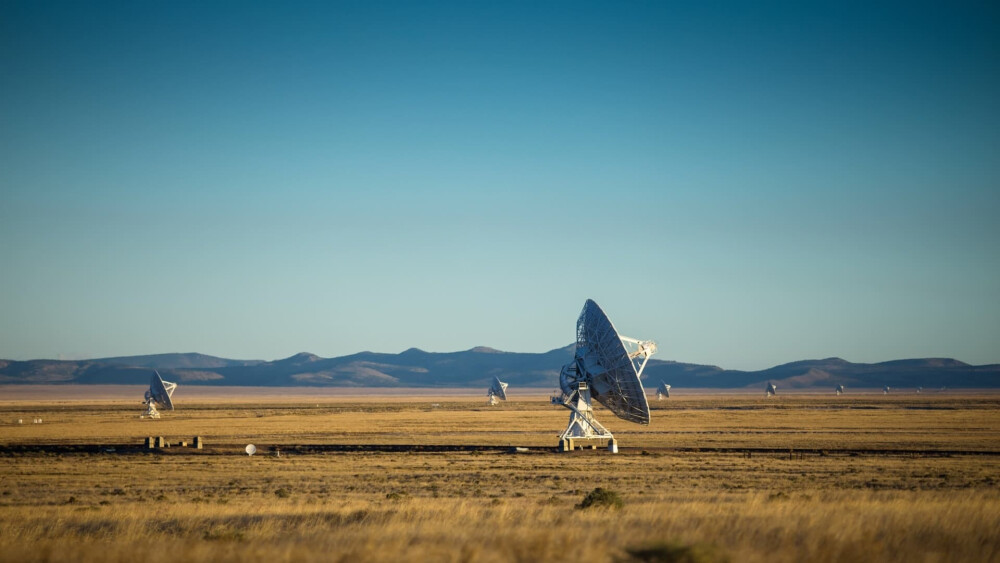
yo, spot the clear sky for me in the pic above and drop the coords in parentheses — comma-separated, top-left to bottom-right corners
(1, 1, 998, 370)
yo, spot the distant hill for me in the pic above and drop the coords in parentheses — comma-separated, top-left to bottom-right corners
(640, 356, 999, 390)
(99, 353, 263, 370)
(0, 348, 997, 389)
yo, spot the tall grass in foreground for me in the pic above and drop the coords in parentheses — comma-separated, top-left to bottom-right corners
(1, 395, 998, 561)
(0, 490, 997, 562)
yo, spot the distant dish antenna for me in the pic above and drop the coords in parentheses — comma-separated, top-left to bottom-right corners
(487, 376, 509, 406)
(836, 384, 845, 395)
(551, 299, 656, 453)
(883, 385, 890, 394)
(141, 370, 177, 419)
(245, 444, 256, 456)
(765, 382, 777, 397)
(656, 382, 671, 400)
(916, 386, 923, 394)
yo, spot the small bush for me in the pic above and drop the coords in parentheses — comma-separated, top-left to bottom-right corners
(203, 526, 245, 542)
(576, 487, 624, 510)
(274, 488, 291, 498)
(624, 541, 728, 563)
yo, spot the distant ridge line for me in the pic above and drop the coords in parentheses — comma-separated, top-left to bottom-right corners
(0, 348, 997, 389)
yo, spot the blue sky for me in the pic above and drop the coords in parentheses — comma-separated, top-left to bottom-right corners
(1, 1, 998, 370)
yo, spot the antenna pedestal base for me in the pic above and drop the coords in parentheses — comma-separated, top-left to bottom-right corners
(142, 403, 161, 419)
(553, 383, 618, 453)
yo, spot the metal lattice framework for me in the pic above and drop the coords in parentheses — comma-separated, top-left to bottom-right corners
(553, 300, 656, 451)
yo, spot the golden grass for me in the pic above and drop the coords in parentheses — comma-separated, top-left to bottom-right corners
(2, 393, 998, 450)
(1, 393, 999, 562)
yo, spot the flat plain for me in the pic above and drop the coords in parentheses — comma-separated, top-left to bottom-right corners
(0, 390, 998, 562)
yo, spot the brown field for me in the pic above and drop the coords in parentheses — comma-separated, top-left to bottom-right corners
(1, 391, 998, 562)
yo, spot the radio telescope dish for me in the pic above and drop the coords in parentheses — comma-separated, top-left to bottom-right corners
(487, 376, 509, 406)
(836, 384, 845, 395)
(883, 385, 891, 394)
(551, 299, 656, 453)
(765, 382, 777, 397)
(656, 382, 671, 400)
(245, 444, 256, 456)
(142, 371, 177, 419)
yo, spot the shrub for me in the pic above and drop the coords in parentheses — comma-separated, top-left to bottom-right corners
(274, 488, 291, 498)
(202, 526, 245, 542)
(576, 487, 623, 510)
(624, 541, 728, 563)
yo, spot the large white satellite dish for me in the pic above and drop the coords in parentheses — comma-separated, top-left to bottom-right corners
(551, 299, 656, 453)
(141, 370, 177, 419)
(656, 382, 671, 400)
(836, 384, 845, 395)
(765, 382, 777, 397)
(487, 376, 509, 406)
(883, 385, 891, 394)
(245, 444, 257, 456)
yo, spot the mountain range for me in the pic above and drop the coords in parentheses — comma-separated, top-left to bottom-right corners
(1, 347, 998, 390)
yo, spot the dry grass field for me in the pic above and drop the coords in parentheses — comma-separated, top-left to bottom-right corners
(1, 390, 998, 562)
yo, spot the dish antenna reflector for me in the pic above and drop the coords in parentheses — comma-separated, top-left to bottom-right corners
(142, 371, 177, 419)
(765, 382, 777, 397)
(656, 382, 671, 400)
(551, 299, 656, 453)
(245, 444, 257, 456)
(835, 384, 845, 395)
(883, 385, 891, 394)
(487, 376, 509, 406)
